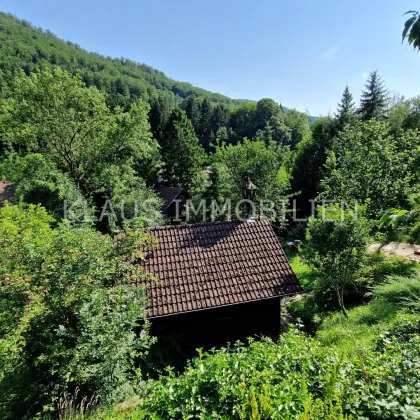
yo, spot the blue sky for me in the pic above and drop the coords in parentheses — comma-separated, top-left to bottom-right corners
(1, 0, 419, 115)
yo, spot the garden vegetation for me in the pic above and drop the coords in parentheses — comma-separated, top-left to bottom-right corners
(0, 11, 419, 419)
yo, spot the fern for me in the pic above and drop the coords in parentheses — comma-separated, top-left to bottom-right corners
(373, 272, 420, 312)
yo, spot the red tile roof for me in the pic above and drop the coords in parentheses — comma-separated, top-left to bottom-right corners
(141, 219, 301, 318)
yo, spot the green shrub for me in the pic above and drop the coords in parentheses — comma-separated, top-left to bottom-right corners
(0, 205, 156, 419)
(137, 329, 420, 419)
(410, 221, 420, 244)
(359, 253, 417, 288)
(375, 316, 420, 351)
(304, 205, 370, 316)
(372, 272, 420, 312)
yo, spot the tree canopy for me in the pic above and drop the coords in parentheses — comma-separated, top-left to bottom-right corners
(320, 120, 419, 217)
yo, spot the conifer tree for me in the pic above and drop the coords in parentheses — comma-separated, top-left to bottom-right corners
(198, 98, 213, 152)
(335, 85, 356, 127)
(160, 108, 205, 192)
(149, 95, 172, 139)
(184, 95, 201, 133)
(359, 71, 388, 120)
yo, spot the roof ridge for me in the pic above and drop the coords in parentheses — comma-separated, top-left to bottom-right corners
(147, 218, 270, 231)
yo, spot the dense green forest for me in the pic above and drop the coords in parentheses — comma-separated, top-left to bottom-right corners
(0, 9, 420, 420)
(0, 12, 242, 106)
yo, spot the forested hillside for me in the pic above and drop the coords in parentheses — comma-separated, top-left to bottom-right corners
(0, 12, 241, 107)
(0, 12, 315, 153)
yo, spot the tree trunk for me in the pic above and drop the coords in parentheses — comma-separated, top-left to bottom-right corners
(337, 288, 348, 318)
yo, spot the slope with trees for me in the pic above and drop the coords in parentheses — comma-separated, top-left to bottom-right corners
(0, 8, 419, 420)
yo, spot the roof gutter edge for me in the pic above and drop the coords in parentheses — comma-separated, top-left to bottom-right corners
(147, 289, 304, 320)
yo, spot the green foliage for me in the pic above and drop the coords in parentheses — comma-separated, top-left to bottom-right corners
(287, 296, 322, 333)
(287, 252, 320, 290)
(372, 272, 420, 312)
(0, 69, 161, 189)
(410, 220, 420, 243)
(253, 98, 292, 146)
(376, 317, 420, 351)
(0, 153, 90, 222)
(0, 204, 156, 418)
(208, 138, 290, 220)
(289, 250, 417, 333)
(290, 117, 337, 216)
(229, 102, 258, 142)
(335, 85, 358, 129)
(0, 69, 163, 229)
(388, 96, 420, 133)
(0, 12, 240, 107)
(402, 10, 420, 51)
(359, 252, 417, 289)
(316, 301, 402, 354)
(379, 194, 420, 231)
(160, 108, 205, 193)
(285, 109, 311, 149)
(137, 329, 420, 419)
(90, 164, 163, 230)
(321, 120, 419, 218)
(358, 71, 388, 121)
(196, 98, 213, 151)
(317, 271, 420, 355)
(304, 206, 370, 315)
(148, 93, 176, 140)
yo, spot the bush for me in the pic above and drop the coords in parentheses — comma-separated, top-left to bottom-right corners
(359, 253, 417, 288)
(138, 329, 420, 419)
(376, 316, 420, 351)
(372, 272, 420, 312)
(0, 204, 156, 419)
(304, 205, 370, 316)
(410, 220, 420, 244)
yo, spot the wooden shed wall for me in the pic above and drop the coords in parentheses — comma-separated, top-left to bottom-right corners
(149, 298, 281, 365)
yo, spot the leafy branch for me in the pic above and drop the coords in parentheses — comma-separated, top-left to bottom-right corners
(402, 10, 420, 51)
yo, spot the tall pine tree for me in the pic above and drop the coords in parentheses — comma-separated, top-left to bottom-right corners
(149, 95, 172, 139)
(184, 95, 201, 133)
(359, 71, 388, 121)
(198, 98, 214, 152)
(335, 85, 356, 128)
(160, 108, 205, 193)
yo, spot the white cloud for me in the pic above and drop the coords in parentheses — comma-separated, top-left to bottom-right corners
(361, 72, 368, 79)
(322, 46, 340, 58)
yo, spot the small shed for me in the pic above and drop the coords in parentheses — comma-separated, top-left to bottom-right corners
(140, 219, 301, 359)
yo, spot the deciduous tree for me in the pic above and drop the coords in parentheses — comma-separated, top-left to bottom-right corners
(320, 120, 419, 217)
(305, 205, 369, 317)
(0, 204, 156, 418)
